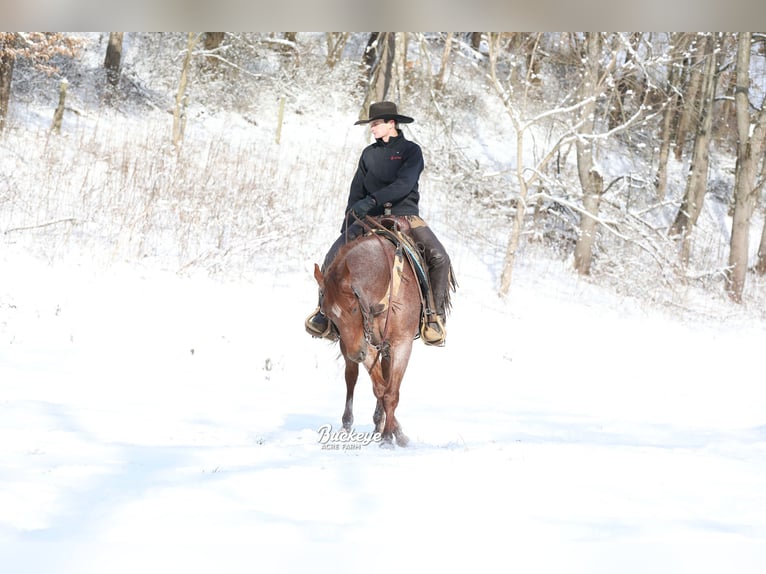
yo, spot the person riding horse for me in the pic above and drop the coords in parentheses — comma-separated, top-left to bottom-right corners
(305, 101, 453, 346)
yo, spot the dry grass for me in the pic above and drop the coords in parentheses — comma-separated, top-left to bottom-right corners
(0, 108, 354, 277)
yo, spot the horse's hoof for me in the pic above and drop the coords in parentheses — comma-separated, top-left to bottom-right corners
(379, 437, 395, 449)
(395, 433, 410, 447)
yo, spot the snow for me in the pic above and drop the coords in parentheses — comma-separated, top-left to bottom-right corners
(2, 33, 766, 573)
(2, 241, 765, 573)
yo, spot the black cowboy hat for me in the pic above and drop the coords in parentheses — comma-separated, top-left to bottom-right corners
(354, 101, 414, 125)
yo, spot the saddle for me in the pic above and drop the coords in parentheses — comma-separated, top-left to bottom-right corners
(363, 215, 439, 340)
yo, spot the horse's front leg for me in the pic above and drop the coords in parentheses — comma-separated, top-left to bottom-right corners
(342, 345, 359, 431)
(367, 348, 388, 436)
(381, 341, 412, 448)
(373, 399, 384, 433)
(365, 350, 389, 442)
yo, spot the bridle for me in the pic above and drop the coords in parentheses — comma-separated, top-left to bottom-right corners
(352, 241, 397, 356)
(350, 220, 402, 357)
(353, 286, 388, 353)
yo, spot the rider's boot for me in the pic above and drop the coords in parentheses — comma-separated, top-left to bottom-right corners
(422, 268, 449, 347)
(305, 306, 337, 341)
(422, 310, 446, 346)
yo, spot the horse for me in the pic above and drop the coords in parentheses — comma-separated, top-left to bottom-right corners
(313, 221, 422, 448)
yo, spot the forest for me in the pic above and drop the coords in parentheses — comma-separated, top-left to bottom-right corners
(2, 33, 766, 570)
(1, 32, 766, 311)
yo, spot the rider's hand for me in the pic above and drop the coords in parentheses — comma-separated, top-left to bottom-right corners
(349, 195, 377, 219)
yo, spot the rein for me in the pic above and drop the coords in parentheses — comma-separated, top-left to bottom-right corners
(348, 213, 405, 355)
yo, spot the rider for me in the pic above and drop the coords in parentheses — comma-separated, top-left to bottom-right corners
(305, 101, 452, 346)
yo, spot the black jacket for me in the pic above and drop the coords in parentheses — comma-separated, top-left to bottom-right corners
(345, 132, 423, 221)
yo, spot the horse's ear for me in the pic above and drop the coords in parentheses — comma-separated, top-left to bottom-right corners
(313, 263, 324, 289)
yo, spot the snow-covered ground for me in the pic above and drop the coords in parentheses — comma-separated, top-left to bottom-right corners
(2, 32, 766, 572)
(2, 239, 765, 573)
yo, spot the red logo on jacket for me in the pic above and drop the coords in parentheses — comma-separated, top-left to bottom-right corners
(389, 155, 402, 160)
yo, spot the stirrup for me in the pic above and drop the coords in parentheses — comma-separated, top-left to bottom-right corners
(421, 314, 446, 346)
(305, 307, 337, 341)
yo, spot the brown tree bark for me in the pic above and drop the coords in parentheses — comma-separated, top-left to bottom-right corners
(727, 33, 766, 301)
(470, 33, 482, 52)
(668, 33, 719, 259)
(0, 34, 17, 131)
(201, 32, 224, 68)
(756, 211, 766, 275)
(434, 32, 453, 92)
(172, 33, 197, 147)
(655, 33, 693, 199)
(361, 33, 379, 76)
(325, 32, 349, 69)
(608, 33, 641, 131)
(104, 32, 124, 88)
(360, 32, 396, 120)
(573, 32, 603, 275)
(674, 34, 706, 161)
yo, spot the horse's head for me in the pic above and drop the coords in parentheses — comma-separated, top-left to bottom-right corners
(314, 263, 369, 363)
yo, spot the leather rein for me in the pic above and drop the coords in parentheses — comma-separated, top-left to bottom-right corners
(349, 212, 419, 356)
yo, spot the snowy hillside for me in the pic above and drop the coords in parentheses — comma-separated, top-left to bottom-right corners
(1, 33, 766, 573)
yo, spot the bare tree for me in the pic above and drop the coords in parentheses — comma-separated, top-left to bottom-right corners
(487, 33, 588, 295)
(470, 33, 482, 52)
(0, 32, 81, 131)
(607, 33, 642, 130)
(104, 32, 124, 88)
(726, 32, 766, 301)
(173, 33, 198, 147)
(756, 203, 766, 276)
(573, 32, 605, 275)
(655, 33, 693, 199)
(201, 32, 225, 68)
(360, 32, 397, 119)
(434, 32, 453, 92)
(361, 33, 379, 77)
(668, 33, 719, 262)
(325, 32, 349, 69)
(0, 34, 15, 131)
(674, 33, 707, 161)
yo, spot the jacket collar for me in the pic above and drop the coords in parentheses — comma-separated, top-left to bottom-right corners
(374, 131, 405, 146)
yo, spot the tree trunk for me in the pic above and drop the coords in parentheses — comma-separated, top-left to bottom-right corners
(434, 32, 453, 92)
(573, 32, 602, 275)
(172, 33, 197, 147)
(727, 33, 766, 301)
(490, 32, 521, 296)
(325, 32, 349, 69)
(470, 33, 482, 52)
(361, 33, 379, 77)
(655, 33, 691, 199)
(756, 214, 766, 275)
(360, 33, 395, 120)
(498, 126, 529, 296)
(392, 33, 407, 100)
(202, 32, 224, 68)
(104, 32, 124, 88)
(203, 32, 224, 51)
(608, 33, 640, 131)
(0, 41, 15, 131)
(655, 88, 678, 200)
(668, 33, 718, 257)
(674, 34, 706, 161)
(51, 79, 67, 133)
(525, 33, 542, 86)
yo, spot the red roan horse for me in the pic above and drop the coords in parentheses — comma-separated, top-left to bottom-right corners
(313, 222, 422, 448)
